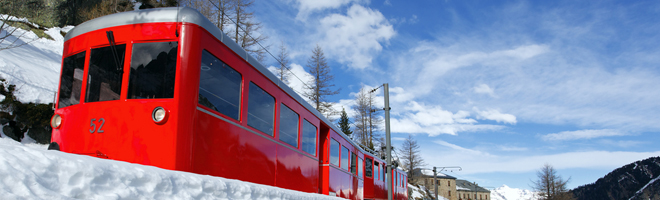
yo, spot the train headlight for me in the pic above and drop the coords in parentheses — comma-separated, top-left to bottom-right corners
(152, 107, 168, 124)
(51, 114, 62, 129)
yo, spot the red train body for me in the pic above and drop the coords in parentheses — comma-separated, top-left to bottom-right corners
(50, 7, 407, 200)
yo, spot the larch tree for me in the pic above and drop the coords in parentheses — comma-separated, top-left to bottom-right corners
(183, 0, 267, 61)
(275, 41, 290, 84)
(399, 134, 424, 183)
(532, 164, 575, 200)
(303, 44, 339, 120)
(351, 86, 382, 150)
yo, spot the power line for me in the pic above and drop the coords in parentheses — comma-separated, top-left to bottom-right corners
(202, 0, 312, 92)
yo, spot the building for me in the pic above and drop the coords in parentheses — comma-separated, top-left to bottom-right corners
(456, 180, 490, 200)
(411, 169, 458, 200)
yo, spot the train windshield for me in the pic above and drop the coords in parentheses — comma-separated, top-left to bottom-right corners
(85, 44, 126, 103)
(58, 51, 86, 108)
(127, 42, 178, 99)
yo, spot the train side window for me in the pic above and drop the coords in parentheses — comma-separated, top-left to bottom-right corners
(358, 157, 364, 178)
(279, 103, 299, 147)
(342, 146, 350, 171)
(248, 82, 275, 136)
(301, 119, 317, 156)
(365, 158, 373, 178)
(351, 153, 357, 174)
(330, 139, 340, 166)
(198, 50, 242, 120)
(58, 51, 86, 108)
(128, 42, 178, 99)
(85, 44, 126, 103)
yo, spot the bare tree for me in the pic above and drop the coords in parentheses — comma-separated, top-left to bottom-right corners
(275, 41, 290, 84)
(304, 44, 339, 119)
(0, 1, 38, 51)
(352, 87, 369, 145)
(532, 164, 575, 200)
(399, 134, 425, 183)
(351, 86, 382, 150)
(185, 0, 268, 62)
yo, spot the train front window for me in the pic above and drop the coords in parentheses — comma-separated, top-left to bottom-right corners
(198, 50, 242, 121)
(301, 119, 317, 156)
(279, 103, 299, 147)
(58, 51, 86, 108)
(85, 44, 126, 103)
(248, 82, 275, 136)
(128, 42, 178, 99)
(330, 139, 340, 166)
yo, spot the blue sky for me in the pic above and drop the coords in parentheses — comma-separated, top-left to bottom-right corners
(248, 0, 660, 190)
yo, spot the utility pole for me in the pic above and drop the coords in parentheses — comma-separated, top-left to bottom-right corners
(371, 83, 391, 200)
(384, 83, 392, 200)
(433, 167, 437, 200)
(430, 166, 461, 200)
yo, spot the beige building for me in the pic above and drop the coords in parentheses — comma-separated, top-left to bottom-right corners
(456, 180, 490, 200)
(411, 169, 459, 200)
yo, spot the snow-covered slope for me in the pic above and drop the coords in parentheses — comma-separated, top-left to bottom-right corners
(490, 185, 537, 200)
(0, 15, 69, 103)
(0, 136, 341, 200)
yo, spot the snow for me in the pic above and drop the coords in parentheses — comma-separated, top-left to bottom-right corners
(0, 18, 70, 103)
(0, 136, 342, 200)
(408, 184, 448, 200)
(0, 15, 342, 200)
(629, 174, 660, 200)
(490, 185, 537, 200)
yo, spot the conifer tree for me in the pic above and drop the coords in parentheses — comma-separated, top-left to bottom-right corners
(338, 108, 352, 137)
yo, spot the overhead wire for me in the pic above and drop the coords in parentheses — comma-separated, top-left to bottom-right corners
(204, 0, 312, 93)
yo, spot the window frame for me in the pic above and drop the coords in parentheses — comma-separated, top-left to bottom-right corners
(247, 81, 276, 136)
(197, 49, 243, 121)
(301, 119, 317, 156)
(278, 103, 299, 147)
(330, 138, 340, 166)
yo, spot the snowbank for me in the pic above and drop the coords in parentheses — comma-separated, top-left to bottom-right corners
(0, 137, 342, 200)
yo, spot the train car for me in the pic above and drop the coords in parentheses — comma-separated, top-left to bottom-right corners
(49, 7, 406, 200)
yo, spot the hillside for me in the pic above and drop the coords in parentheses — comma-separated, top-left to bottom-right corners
(571, 156, 660, 200)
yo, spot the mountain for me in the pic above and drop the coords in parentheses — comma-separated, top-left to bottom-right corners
(490, 185, 537, 200)
(571, 156, 660, 200)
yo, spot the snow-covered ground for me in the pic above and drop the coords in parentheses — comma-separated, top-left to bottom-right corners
(0, 136, 342, 200)
(490, 185, 537, 200)
(0, 15, 343, 200)
(0, 15, 69, 103)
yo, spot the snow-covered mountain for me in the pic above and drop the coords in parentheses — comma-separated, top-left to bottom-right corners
(490, 185, 537, 200)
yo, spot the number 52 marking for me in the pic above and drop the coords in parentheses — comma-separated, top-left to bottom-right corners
(89, 118, 105, 133)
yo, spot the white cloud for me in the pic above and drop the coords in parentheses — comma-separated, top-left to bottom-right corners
(318, 4, 395, 69)
(473, 84, 496, 97)
(474, 107, 517, 124)
(293, 0, 367, 19)
(267, 63, 313, 102)
(541, 129, 627, 141)
(422, 140, 660, 174)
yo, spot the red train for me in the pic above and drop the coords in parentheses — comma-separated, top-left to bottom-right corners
(49, 7, 407, 200)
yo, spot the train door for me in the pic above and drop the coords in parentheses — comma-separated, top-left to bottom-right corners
(319, 124, 331, 195)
